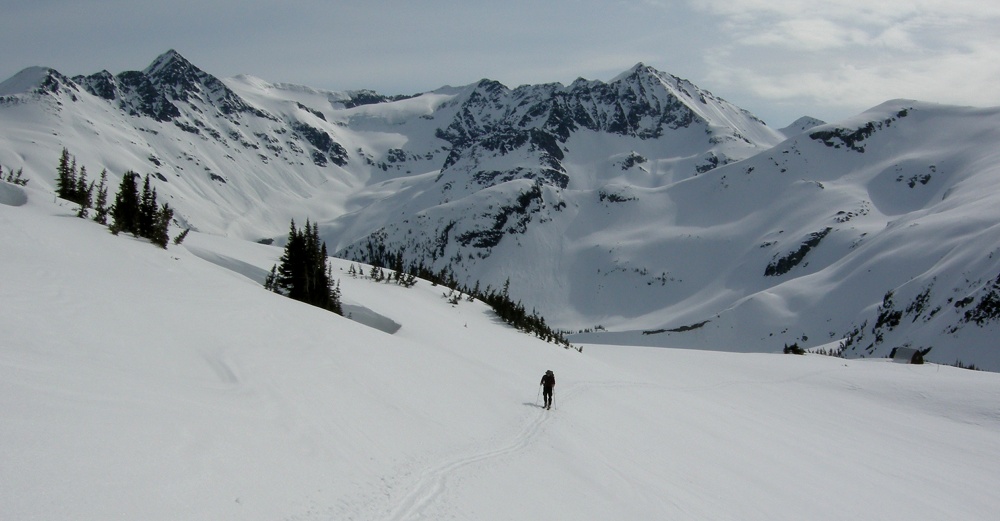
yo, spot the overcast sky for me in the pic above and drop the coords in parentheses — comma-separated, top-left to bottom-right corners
(2, 0, 998, 127)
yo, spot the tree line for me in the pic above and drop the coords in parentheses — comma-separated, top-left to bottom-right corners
(355, 241, 576, 349)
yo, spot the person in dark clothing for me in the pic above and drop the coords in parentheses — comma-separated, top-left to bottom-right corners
(540, 370, 555, 409)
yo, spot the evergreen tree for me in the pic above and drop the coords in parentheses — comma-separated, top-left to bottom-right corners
(75, 165, 90, 202)
(110, 171, 141, 235)
(276, 219, 305, 299)
(303, 221, 321, 304)
(92, 170, 109, 225)
(329, 277, 343, 315)
(68, 157, 79, 200)
(55, 148, 75, 200)
(314, 240, 332, 307)
(151, 202, 173, 248)
(138, 175, 158, 238)
(74, 166, 93, 218)
(272, 219, 342, 314)
(173, 228, 191, 246)
(264, 265, 278, 292)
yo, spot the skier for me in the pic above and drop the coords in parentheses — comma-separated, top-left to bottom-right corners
(539, 370, 555, 409)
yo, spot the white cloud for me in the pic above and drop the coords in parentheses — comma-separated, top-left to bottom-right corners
(688, 0, 1000, 123)
(737, 18, 869, 51)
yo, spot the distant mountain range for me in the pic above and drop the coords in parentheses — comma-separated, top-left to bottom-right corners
(2, 50, 999, 369)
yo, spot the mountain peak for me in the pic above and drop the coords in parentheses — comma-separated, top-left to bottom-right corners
(144, 49, 196, 79)
(610, 62, 662, 83)
(0, 67, 54, 95)
(779, 116, 826, 136)
(137, 49, 254, 114)
(0, 66, 77, 97)
(474, 78, 508, 92)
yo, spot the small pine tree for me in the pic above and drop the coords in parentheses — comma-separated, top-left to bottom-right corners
(173, 228, 191, 245)
(110, 171, 141, 235)
(264, 264, 278, 292)
(4, 166, 27, 186)
(55, 148, 76, 200)
(276, 219, 305, 299)
(74, 166, 93, 218)
(328, 272, 343, 315)
(399, 272, 417, 288)
(92, 170, 109, 225)
(70, 157, 78, 188)
(151, 202, 173, 248)
(138, 175, 158, 238)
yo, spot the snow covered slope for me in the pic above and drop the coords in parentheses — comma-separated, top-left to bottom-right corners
(574, 101, 1000, 368)
(779, 115, 826, 136)
(3, 180, 1000, 520)
(2, 51, 1000, 369)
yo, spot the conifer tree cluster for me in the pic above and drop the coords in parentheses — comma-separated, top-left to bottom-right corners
(347, 262, 418, 288)
(54, 148, 174, 246)
(42, 148, 217, 251)
(782, 342, 806, 355)
(265, 219, 343, 315)
(108, 171, 173, 248)
(55, 148, 101, 217)
(54, 148, 113, 222)
(1, 164, 28, 186)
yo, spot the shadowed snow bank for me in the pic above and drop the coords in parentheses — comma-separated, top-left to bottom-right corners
(342, 303, 402, 334)
(0, 181, 27, 206)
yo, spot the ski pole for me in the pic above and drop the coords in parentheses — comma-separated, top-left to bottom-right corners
(536, 385, 542, 406)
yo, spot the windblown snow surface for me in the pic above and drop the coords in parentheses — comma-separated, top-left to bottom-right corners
(3, 181, 1000, 520)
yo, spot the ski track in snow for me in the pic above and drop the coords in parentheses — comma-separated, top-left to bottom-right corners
(365, 380, 671, 519)
(367, 369, 858, 518)
(363, 381, 593, 520)
(382, 404, 551, 520)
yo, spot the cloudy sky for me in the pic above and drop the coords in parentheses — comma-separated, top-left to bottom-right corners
(2, 0, 998, 127)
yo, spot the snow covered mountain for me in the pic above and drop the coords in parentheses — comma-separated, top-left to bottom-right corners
(2, 50, 1000, 369)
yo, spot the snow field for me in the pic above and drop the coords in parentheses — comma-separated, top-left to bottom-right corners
(3, 182, 1000, 520)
